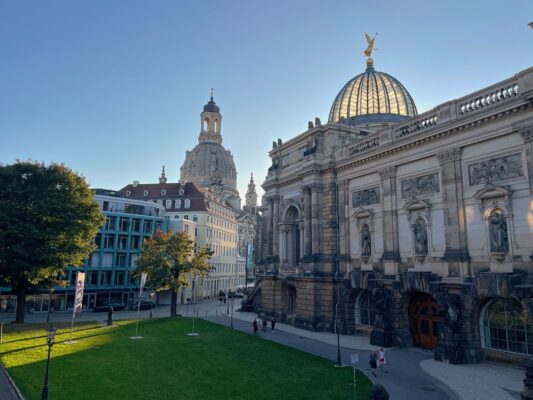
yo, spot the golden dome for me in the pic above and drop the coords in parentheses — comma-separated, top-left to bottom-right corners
(328, 60, 417, 126)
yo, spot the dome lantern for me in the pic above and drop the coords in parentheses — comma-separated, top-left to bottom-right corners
(199, 88, 223, 144)
(328, 34, 417, 127)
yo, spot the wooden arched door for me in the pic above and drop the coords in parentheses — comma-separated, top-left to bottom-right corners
(409, 293, 439, 349)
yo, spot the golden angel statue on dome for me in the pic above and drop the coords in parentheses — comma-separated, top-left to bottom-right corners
(363, 32, 378, 59)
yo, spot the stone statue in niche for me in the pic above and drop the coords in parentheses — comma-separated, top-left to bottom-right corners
(361, 225, 371, 257)
(413, 219, 428, 254)
(489, 208, 509, 252)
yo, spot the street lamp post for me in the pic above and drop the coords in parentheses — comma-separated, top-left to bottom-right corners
(230, 297, 235, 329)
(0, 298, 7, 344)
(41, 325, 56, 400)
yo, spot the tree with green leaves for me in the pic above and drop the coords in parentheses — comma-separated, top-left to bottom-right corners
(134, 231, 213, 317)
(0, 161, 104, 323)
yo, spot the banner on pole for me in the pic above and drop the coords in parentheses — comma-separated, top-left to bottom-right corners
(138, 272, 147, 299)
(73, 271, 85, 317)
(246, 244, 254, 271)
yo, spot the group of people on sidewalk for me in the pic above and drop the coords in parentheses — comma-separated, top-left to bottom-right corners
(252, 315, 275, 334)
(369, 347, 388, 377)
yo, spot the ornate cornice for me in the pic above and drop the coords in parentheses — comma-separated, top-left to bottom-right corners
(262, 102, 532, 191)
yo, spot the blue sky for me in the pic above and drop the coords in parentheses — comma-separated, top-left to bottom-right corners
(1, 0, 532, 199)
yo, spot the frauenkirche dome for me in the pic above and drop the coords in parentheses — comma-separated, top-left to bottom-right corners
(329, 34, 417, 127)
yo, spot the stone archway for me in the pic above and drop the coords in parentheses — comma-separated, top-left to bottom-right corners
(409, 292, 439, 349)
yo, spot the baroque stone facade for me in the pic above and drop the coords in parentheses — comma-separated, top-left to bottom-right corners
(252, 60, 533, 365)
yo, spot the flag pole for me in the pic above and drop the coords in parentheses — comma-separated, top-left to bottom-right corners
(68, 312, 75, 343)
(134, 299, 141, 337)
(187, 276, 199, 336)
(66, 271, 85, 344)
(131, 272, 147, 340)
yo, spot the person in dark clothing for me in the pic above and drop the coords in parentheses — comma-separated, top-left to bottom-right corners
(271, 317, 276, 332)
(369, 352, 378, 377)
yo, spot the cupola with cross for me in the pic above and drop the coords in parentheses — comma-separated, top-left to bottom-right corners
(199, 89, 223, 144)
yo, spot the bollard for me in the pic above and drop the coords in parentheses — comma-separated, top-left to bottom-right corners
(369, 383, 389, 400)
(107, 307, 114, 327)
(522, 358, 533, 399)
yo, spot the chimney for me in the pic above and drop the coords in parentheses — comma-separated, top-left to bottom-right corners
(133, 180, 139, 187)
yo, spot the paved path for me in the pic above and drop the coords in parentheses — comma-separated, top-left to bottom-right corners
(206, 311, 457, 400)
(0, 362, 22, 400)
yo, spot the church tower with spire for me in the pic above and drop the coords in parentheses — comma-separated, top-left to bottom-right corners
(180, 90, 241, 209)
(244, 173, 258, 215)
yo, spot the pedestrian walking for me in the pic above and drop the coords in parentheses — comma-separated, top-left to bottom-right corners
(252, 318, 258, 335)
(378, 347, 388, 373)
(271, 317, 276, 332)
(369, 352, 378, 377)
(262, 316, 268, 332)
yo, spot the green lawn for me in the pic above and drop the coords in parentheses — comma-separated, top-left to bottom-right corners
(0, 318, 372, 400)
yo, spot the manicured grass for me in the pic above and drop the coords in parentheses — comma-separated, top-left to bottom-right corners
(0, 318, 372, 400)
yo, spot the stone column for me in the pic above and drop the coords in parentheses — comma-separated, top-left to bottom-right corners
(311, 185, 321, 255)
(379, 166, 400, 275)
(338, 180, 349, 269)
(516, 125, 533, 262)
(299, 222, 304, 262)
(303, 186, 312, 256)
(272, 195, 280, 257)
(267, 197, 273, 255)
(280, 228, 288, 264)
(438, 148, 470, 277)
(521, 126, 533, 199)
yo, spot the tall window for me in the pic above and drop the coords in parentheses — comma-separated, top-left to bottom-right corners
(356, 290, 376, 326)
(185, 199, 191, 209)
(143, 219, 152, 233)
(105, 216, 116, 230)
(482, 298, 533, 355)
(119, 217, 129, 232)
(175, 199, 182, 208)
(132, 218, 141, 232)
(166, 200, 172, 209)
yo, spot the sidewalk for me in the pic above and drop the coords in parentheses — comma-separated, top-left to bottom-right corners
(227, 308, 525, 400)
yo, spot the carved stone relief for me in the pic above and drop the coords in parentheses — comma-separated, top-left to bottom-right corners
(352, 187, 380, 207)
(401, 173, 440, 199)
(468, 153, 523, 186)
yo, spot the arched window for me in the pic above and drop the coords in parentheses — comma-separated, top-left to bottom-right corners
(481, 298, 533, 355)
(184, 199, 191, 209)
(355, 290, 376, 326)
(214, 119, 219, 132)
(203, 118, 210, 132)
